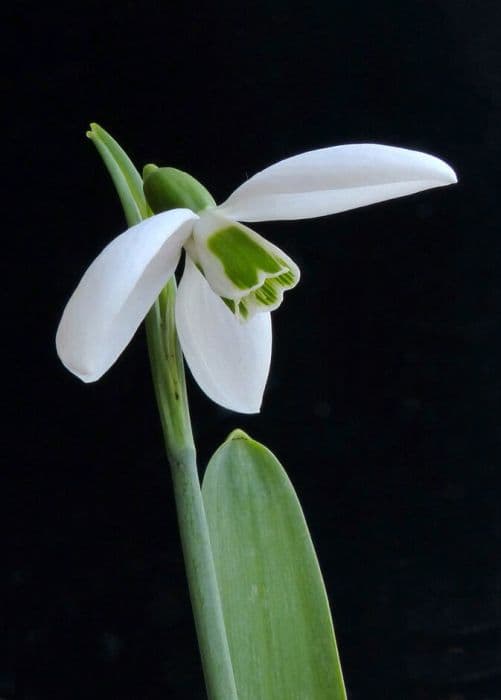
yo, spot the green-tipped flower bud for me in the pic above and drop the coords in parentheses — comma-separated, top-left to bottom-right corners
(143, 165, 216, 214)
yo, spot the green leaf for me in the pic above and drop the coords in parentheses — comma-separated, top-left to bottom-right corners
(87, 123, 149, 226)
(202, 429, 347, 700)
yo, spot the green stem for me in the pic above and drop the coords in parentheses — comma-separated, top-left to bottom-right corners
(145, 280, 238, 700)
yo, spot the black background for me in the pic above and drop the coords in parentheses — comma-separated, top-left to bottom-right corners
(5, 1, 501, 698)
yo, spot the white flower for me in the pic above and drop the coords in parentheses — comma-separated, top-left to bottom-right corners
(56, 143, 456, 413)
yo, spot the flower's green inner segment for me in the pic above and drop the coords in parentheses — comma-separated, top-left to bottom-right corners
(208, 226, 283, 289)
(207, 226, 298, 320)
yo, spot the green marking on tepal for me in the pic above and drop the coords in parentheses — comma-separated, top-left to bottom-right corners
(207, 226, 283, 290)
(222, 297, 237, 314)
(254, 277, 280, 306)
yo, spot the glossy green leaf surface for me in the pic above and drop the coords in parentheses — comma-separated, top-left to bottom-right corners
(202, 430, 347, 700)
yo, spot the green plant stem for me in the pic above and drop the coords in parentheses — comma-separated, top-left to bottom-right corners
(145, 280, 238, 700)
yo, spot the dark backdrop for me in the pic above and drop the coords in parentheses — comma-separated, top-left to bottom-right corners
(5, 1, 501, 698)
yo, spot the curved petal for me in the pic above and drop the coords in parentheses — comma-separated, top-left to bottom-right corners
(175, 258, 272, 413)
(56, 209, 197, 382)
(217, 143, 457, 222)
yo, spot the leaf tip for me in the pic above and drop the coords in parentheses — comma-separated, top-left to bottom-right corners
(226, 428, 251, 442)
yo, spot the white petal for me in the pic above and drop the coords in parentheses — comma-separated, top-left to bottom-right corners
(56, 209, 197, 382)
(175, 258, 272, 413)
(218, 143, 457, 222)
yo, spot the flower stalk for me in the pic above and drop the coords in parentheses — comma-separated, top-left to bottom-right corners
(81, 124, 237, 699)
(145, 281, 238, 700)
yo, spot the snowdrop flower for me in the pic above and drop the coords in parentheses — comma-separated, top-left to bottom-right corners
(56, 144, 456, 413)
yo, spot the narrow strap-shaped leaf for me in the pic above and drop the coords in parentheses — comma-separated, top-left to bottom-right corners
(202, 430, 347, 700)
(87, 122, 149, 226)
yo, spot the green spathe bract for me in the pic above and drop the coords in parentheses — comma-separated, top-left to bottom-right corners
(143, 165, 216, 214)
(87, 123, 149, 226)
(202, 430, 347, 700)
